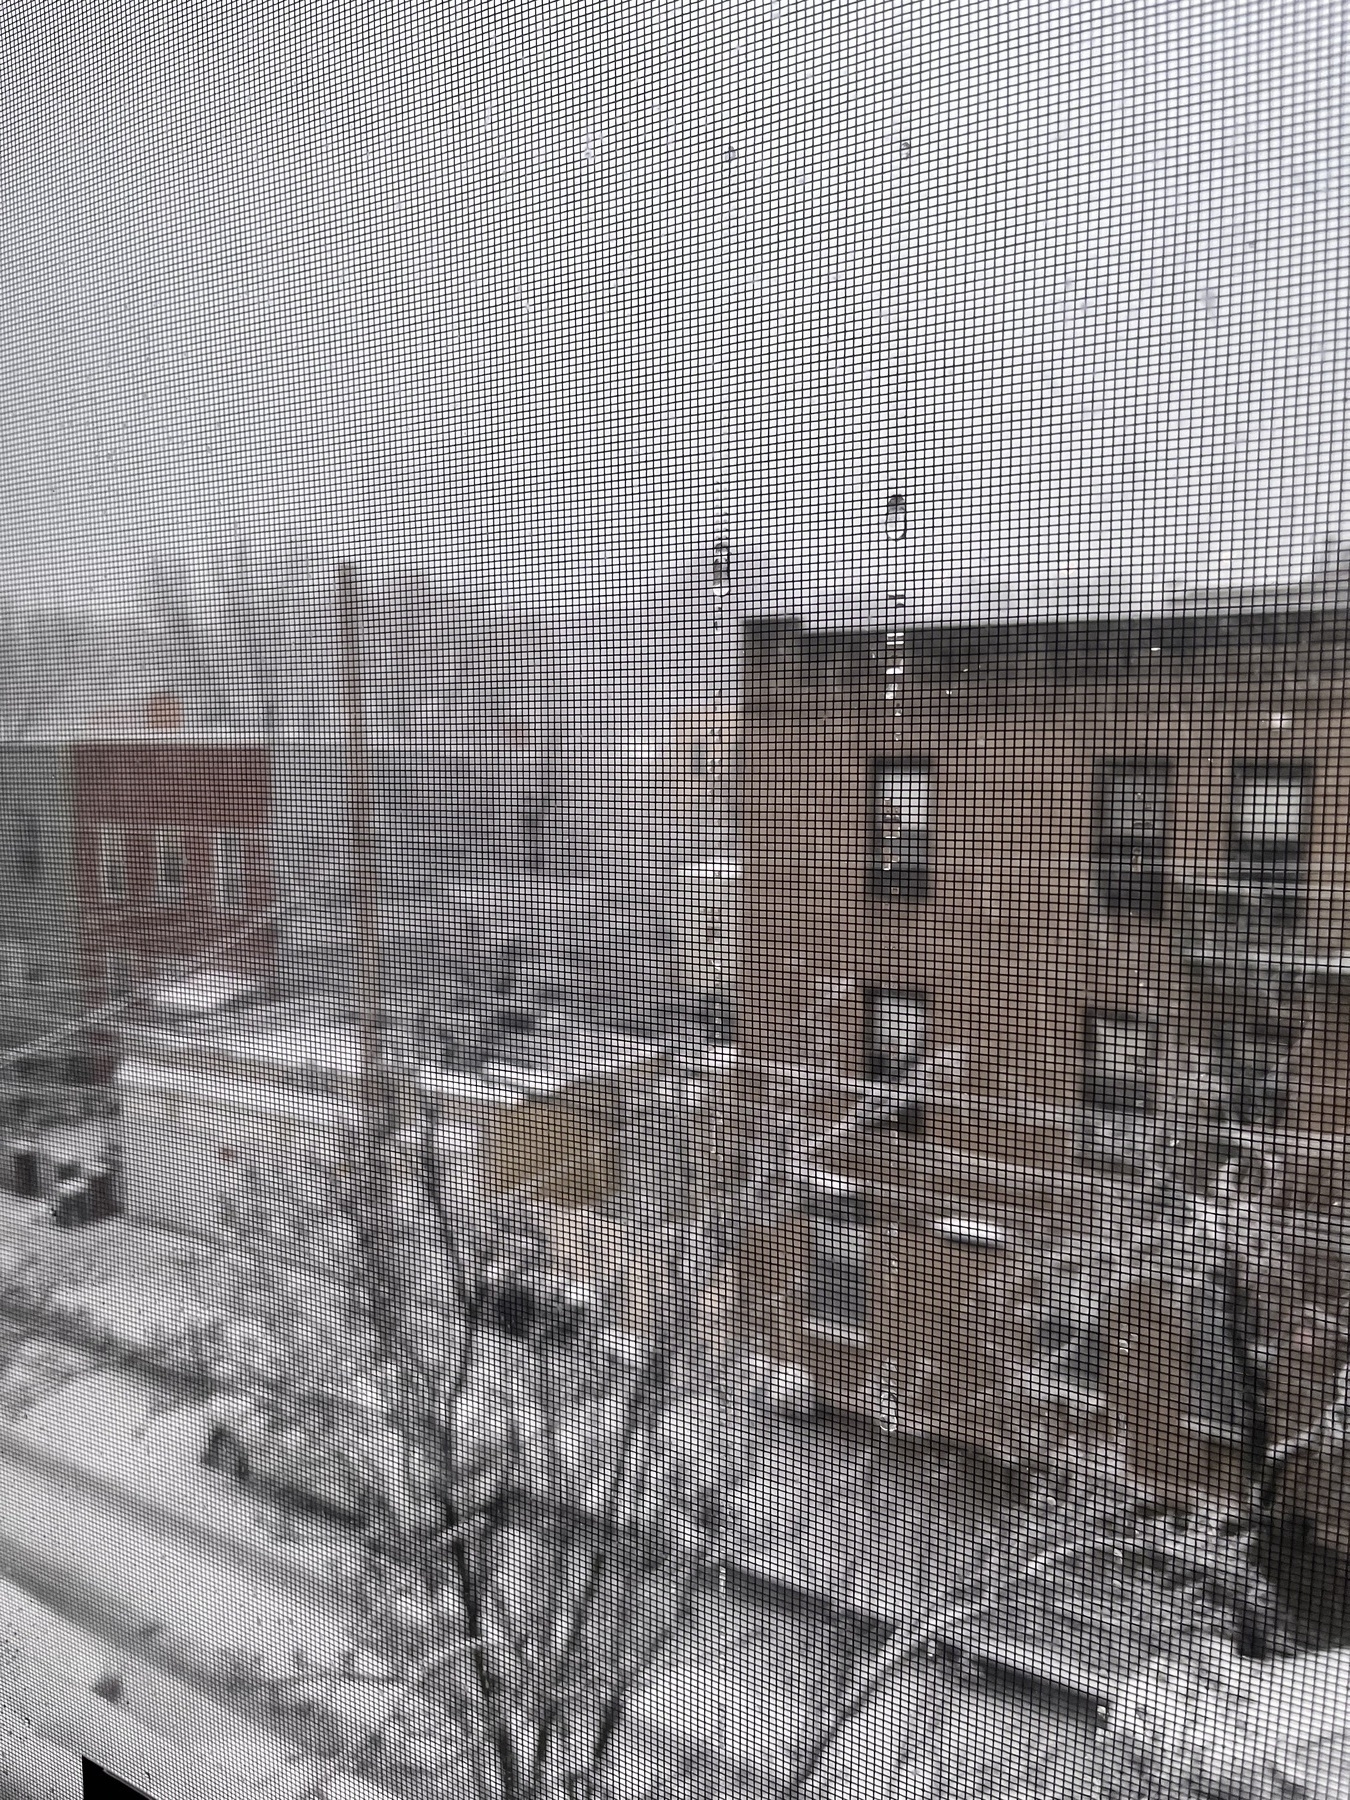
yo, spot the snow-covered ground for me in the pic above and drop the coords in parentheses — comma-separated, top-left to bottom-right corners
(0, 1567, 385, 1800)
(0, 1364, 854, 1794)
(0, 1360, 1110, 1799)
(1104, 1640, 1350, 1799)
(0, 1197, 1001, 1627)
(4, 1193, 1343, 1800)
(0, 1364, 385, 1799)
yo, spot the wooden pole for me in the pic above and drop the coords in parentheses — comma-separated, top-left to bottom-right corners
(337, 561, 383, 1116)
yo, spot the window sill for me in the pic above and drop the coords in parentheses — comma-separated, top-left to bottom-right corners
(804, 1320, 868, 1347)
(1180, 1417, 1246, 1448)
(1022, 1374, 1105, 1419)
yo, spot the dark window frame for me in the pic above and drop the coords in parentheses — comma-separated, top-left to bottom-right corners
(1091, 757, 1171, 918)
(1082, 1009, 1160, 1115)
(154, 826, 187, 904)
(869, 757, 931, 901)
(1228, 762, 1310, 913)
(806, 1216, 869, 1337)
(864, 986, 928, 1136)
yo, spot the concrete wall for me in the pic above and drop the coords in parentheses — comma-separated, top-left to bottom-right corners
(115, 1050, 359, 1236)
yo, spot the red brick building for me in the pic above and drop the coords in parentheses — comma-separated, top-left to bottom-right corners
(70, 737, 276, 1005)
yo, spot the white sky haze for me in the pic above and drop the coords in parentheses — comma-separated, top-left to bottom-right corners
(0, 0, 1344, 634)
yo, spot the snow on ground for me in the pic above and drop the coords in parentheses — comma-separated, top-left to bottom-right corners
(0, 1207, 202, 1331)
(0, 1371, 850, 1800)
(0, 1570, 383, 1800)
(0, 1347, 1115, 1799)
(0, 1204, 894, 1612)
(0, 1394, 419, 1793)
(0, 1207, 1022, 1640)
(1105, 1641, 1350, 1799)
(0, 1380, 356, 1699)
(629, 1602, 829, 1781)
(0, 1199, 1192, 1796)
(7, 1369, 348, 1593)
(0, 1330, 93, 1419)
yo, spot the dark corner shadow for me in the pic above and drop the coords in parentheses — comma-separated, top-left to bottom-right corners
(81, 1760, 152, 1800)
(1249, 1515, 1350, 1654)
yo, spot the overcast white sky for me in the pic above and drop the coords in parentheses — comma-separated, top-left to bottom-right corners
(1, 0, 1345, 649)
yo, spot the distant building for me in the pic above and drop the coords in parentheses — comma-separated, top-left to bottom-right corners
(1, 690, 737, 1141)
(0, 694, 277, 1018)
(0, 742, 87, 1113)
(70, 734, 276, 1006)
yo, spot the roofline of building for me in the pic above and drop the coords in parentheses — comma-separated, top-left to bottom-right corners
(744, 582, 1350, 649)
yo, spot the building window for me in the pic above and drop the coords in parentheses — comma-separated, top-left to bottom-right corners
(1214, 1026, 1291, 1128)
(807, 1219, 868, 1338)
(11, 808, 42, 885)
(99, 825, 127, 901)
(1230, 764, 1308, 916)
(106, 950, 136, 997)
(871, 759, 930, 900)
(155, 827, 186, 903)
(865, 988, 927, 1135)
(1082, 1011, 1159, 1114)
(1092, 759, 1170, 917)
(214, 830, 246, 914)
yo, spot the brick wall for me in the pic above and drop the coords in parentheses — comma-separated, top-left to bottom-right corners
(70, 742, 276, 1003)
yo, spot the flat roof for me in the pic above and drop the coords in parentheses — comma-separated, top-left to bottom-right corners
(127, 1005, 662, 1101)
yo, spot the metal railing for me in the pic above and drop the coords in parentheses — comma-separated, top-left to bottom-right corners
(1169, 867, 1339, 972)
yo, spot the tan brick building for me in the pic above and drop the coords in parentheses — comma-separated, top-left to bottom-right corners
(737, 596, 1350, 1531)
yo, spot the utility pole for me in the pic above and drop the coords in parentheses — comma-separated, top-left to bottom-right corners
(338, 561, 384, 1126)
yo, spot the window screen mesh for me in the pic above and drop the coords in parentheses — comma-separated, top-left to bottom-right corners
(1, 3, 1347, 1799)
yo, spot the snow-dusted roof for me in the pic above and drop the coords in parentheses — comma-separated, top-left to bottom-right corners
(679, 859, 739, 880)
(127, 1006, 661, 1105)
(426, 1029, 660, 1105)
(212, 1018, 363, 1080)
(34, 1121, 113, 1164)
(118, 1055, 359, 1132)
(149, 971, 259, 1015)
